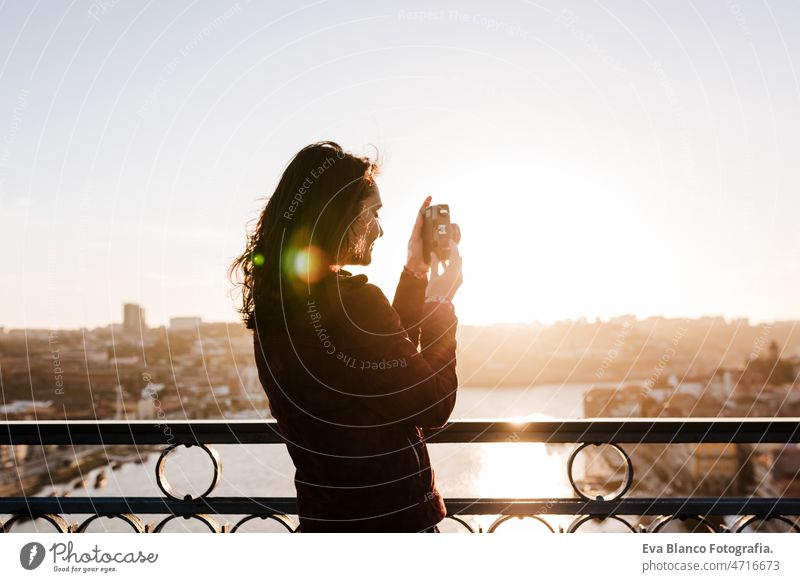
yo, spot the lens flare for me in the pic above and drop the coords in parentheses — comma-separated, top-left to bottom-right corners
(284, 245, 327, 283)
(251, 252, 265, 267)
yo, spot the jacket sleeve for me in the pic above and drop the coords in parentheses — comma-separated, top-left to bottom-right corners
(391, 269, 427, 349)
(338, 282, 458, 429)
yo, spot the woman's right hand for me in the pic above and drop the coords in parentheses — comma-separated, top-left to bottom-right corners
(426, 241, 463, 301)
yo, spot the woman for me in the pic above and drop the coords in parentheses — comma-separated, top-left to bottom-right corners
(229, 141, 463, 532)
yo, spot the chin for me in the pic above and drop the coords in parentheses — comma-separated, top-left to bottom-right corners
(352, 255, 372, 266)
(354, 248, 375, 266)
(343, 243, 376, 267)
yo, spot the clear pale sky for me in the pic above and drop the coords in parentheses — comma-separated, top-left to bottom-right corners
(1, 0, 798, 329)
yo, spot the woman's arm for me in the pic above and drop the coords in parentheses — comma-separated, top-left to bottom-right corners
(337, 282, 458, 429)
(394, 194, 461, 351)
(391, 268, 428, 349)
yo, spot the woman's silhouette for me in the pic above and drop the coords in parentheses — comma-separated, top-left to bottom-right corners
(229, 141, 462, 532)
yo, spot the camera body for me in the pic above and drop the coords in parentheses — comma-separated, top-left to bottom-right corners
(422, 204, 452, 264)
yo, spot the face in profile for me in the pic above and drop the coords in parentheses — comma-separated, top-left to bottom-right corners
(342, 182, 383, 266)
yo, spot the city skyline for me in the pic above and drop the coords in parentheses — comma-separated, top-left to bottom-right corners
(1, 300, 797, 333)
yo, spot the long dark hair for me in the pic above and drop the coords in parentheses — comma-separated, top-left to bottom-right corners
(229, 141, 379, 330)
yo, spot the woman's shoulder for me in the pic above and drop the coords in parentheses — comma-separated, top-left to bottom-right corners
(334, 272, 390, 305)
(322, 272, 400, 335)
(322, 270, 384, 303)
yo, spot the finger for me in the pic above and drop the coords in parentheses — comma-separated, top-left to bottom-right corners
(451, 223, 461, 244)
(445, 258, 461, 278)
(419, 195, 432, 214)
(412, 195, 432, 234)
(448, 241, 461, 262)
(445, 249, 462, 276)
(429, 252, 440, 277)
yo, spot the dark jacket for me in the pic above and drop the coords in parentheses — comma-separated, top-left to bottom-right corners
(253, 267, 458, 532)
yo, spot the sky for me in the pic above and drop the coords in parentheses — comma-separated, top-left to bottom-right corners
(1, 0, 799, 329)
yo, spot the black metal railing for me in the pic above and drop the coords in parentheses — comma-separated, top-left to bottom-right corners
(1, 419, 799, 533)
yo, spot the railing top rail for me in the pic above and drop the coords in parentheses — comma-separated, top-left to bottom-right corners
(2, 418, 799, 445)
(2, 496, 799, 517)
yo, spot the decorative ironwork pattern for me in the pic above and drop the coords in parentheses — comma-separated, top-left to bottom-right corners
(566, 442, 634, 501)
(1, 420, 799, 533)
(155, 443, 222, 501)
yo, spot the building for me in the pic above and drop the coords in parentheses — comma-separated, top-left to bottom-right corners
(771, 445, 800, 497)
(123, 303, 146, 334)
(169, 316, 202, 331)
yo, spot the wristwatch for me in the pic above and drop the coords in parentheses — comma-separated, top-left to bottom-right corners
(424, 295, 452, 305)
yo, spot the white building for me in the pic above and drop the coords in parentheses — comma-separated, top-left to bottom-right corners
(169, 316, 202, 331)
(123, 303, 147, 334)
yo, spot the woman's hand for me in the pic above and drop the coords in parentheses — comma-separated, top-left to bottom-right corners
(405, 196, 432, 273)
(405, 196, 462, 273)
(426, 241, 463, 301)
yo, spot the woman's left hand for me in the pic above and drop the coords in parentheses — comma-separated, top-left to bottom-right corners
(405, 196, 432, 273)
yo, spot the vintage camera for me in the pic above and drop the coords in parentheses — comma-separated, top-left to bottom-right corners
(422, 204, 452, 264)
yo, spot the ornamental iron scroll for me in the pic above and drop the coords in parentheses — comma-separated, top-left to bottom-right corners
(567, 442, 634, 502)
(0, 513, 70, 533)
(73, 513, 146, 533)
(646, 514, 718, 533)
(486, 514, 555, 533)
(566, 514, 637, 533)
(729, 515, 800, 533)
(230, 514, 296, 533)
(443, 515, 477, 533)
(150, 513, 222, 533)
(155, 443, 221, 501)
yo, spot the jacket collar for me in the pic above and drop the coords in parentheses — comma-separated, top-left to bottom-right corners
(330, 268, 368, 286)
